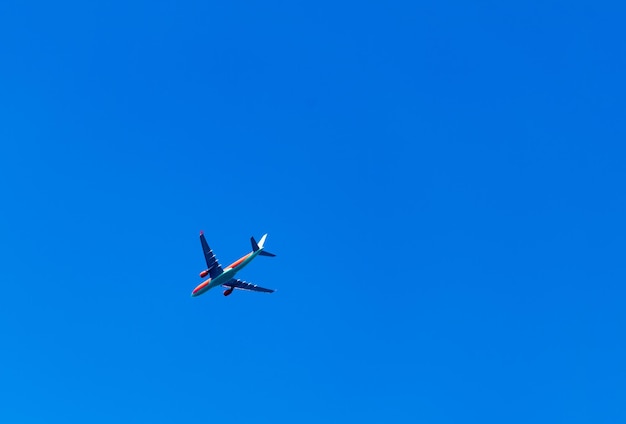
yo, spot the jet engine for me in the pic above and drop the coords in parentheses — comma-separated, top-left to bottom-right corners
(199, 269, 209, 278)
(223, 288, 234, 296)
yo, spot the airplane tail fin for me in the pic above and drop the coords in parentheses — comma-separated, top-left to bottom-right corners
(251, 234, 276, 257)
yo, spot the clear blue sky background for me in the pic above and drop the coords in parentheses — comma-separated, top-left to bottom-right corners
(1, 1, 625, 423)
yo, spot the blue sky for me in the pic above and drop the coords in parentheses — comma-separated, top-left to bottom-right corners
(1, 1, 625, 422)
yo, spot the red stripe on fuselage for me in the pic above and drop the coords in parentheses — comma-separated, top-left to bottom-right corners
(228, 253, 250, 270)
(193, 279, 211, 294)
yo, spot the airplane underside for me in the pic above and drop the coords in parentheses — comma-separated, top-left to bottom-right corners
(191, 232, 276, 298)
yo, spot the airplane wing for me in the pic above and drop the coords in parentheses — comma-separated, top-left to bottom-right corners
(200, 232, 223, 279)
(223, 278, 275, 293)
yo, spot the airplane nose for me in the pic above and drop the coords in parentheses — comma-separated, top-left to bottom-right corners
(192, 279, 210, 297)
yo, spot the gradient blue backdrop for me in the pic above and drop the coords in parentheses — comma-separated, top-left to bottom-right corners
(1, 1, 625, 422)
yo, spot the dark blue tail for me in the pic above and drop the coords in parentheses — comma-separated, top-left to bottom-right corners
(251, 235, 276, 257)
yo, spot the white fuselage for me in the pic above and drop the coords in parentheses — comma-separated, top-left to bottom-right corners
(191, 249, 260, 297)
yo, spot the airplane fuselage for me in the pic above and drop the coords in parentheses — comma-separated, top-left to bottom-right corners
(191, 249, 261, 297)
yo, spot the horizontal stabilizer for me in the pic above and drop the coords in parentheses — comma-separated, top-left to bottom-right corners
(259, 250, 276, 257)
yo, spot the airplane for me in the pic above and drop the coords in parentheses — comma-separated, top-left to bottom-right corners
(191, 231, 276, 297)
